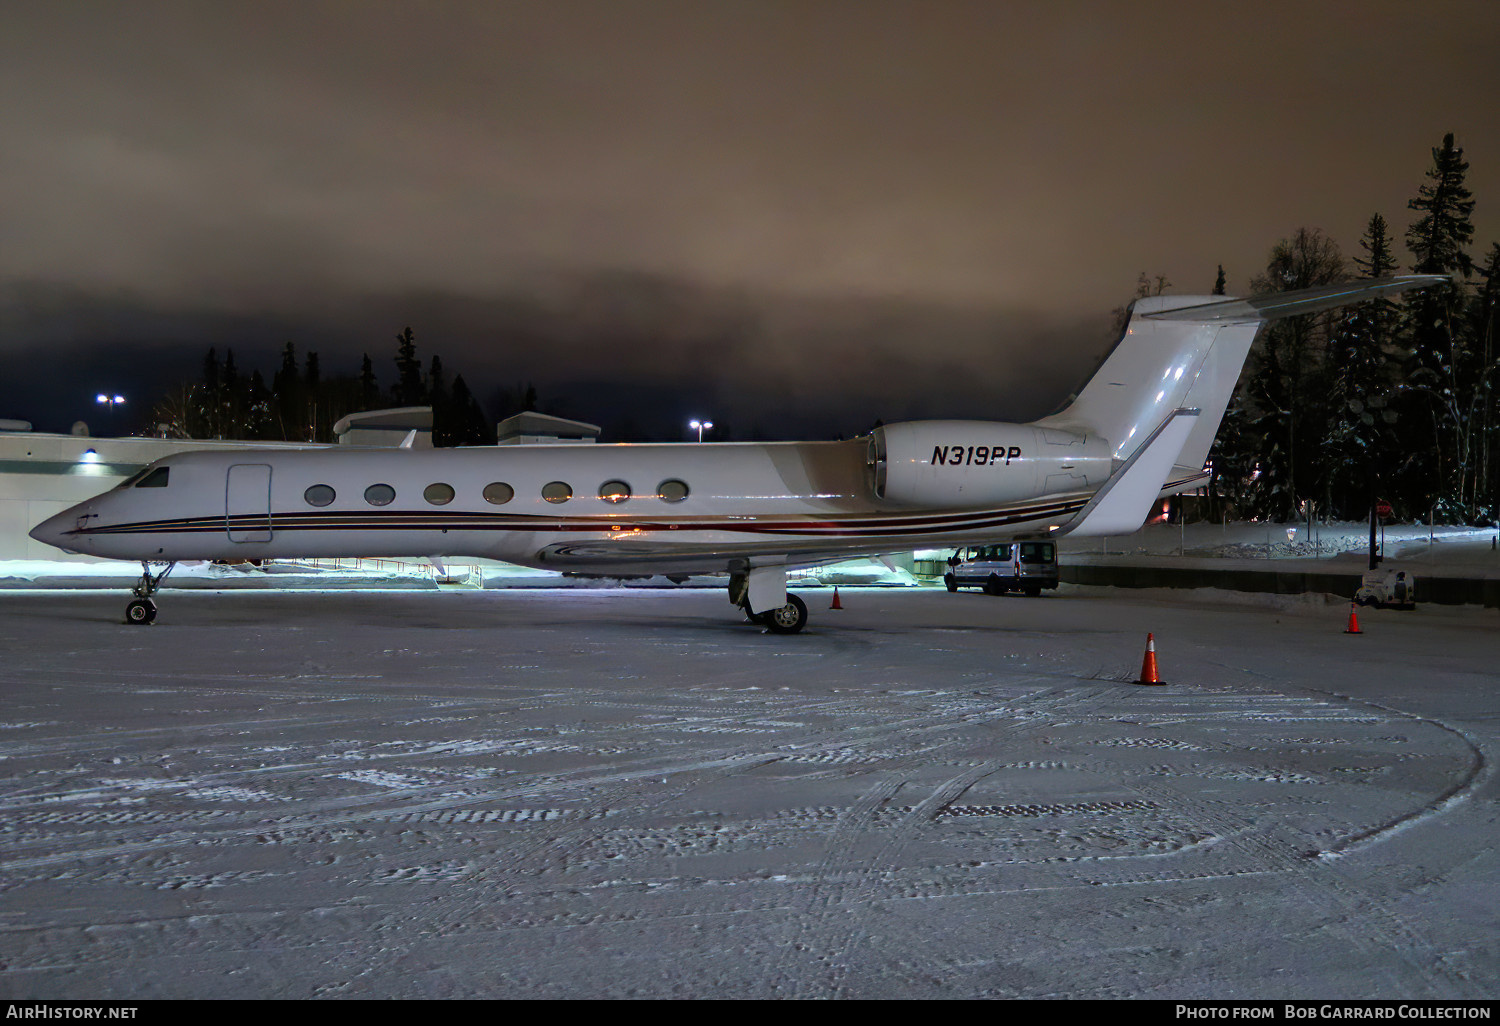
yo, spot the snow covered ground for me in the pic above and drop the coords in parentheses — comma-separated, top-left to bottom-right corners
(1059, 520, 1500, 579)
(0, 585, 1495, 999)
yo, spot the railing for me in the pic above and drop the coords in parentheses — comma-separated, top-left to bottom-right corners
(266, 556, 483, 584)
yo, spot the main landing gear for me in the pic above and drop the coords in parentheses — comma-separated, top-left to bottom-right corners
(124, 561, 176, 625)
(728, 569, 808, 634)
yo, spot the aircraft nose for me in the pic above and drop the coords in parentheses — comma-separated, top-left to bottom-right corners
(29, 508, 89, 553)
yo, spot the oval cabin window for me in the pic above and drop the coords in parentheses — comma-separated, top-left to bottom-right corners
(541, 481, 572, 504)
(424, 483, 455, 505)
(364, 483, 396, 506)
(657, 479, 689, 503)
(483, 482, 514, 505)
(304, 484, 336, 507)
(598, 480, 631, 504)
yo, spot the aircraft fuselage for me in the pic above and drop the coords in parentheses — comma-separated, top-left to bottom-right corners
(38, 432, 1113, 577)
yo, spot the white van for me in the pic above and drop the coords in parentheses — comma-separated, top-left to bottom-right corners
(944, 542, 1059, 597)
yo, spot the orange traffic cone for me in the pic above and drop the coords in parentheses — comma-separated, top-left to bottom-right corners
(830, 587, 843, 610)
(1134, 632, 1165, 685)
(1344, 601, 1362, 635)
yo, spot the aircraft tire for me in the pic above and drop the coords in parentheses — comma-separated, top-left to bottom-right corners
(944, 574, 958, 593)
(125, 598, 157, 625)
(763, 594, 808, 634)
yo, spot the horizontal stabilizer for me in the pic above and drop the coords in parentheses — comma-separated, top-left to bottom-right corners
(1143, 275, 1447, 324)
(1053, 408, 1200, 538)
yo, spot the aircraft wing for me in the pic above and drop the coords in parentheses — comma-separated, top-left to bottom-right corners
(534, 540, 863, 578)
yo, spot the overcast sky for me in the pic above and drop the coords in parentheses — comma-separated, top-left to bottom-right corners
(3, 1, 1498, 437)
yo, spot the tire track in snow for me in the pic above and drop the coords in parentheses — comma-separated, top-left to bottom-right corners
(1100, 658, 1481, 1001)
(770, 683, 1095, 997)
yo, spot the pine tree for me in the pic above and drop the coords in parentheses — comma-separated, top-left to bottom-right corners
(246, 370, 272, 440)
(1317, 214, 1404, 517)
(1240, 228, 1346, 520)
(1407, 133, 1475, 278)
(449, 374, 491, 445)
(1398, 132, 1478, 518)
(1468, 242, 1500, 522)
(222, 349, 246, 438)
(1212, 265, 1227, 296)
(273, 342, 303, 441)
(1207, 391, 1253, 520)
(200, 347, 221, 437)
(428, 355, 452, 445)
(392, 327, 424, 406)
(1322, 216, 1402, 517)
(305, 351, 322, 441)
(357, 353, 379, 410)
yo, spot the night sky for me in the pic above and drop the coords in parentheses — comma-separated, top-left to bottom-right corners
(3, 1, 1498, 440)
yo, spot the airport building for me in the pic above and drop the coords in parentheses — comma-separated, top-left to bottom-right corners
(0, 422, 327, 561)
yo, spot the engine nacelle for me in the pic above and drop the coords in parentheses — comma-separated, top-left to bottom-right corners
(869, 420, 1111, 509)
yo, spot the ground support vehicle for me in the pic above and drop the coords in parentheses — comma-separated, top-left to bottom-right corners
(944, 542, 1058, 597)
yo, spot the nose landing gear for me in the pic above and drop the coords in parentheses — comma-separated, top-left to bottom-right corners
(124, 562, 176, 625)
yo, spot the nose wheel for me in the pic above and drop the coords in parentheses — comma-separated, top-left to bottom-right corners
(124, 562, 175, 625)
(125, 598, 158, 624)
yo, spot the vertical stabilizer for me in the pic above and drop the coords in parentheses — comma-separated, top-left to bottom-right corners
(1034, 276, 1446, 472)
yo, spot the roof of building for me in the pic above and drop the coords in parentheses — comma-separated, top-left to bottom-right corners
(496, 411, 601, 440)
(331, 406, 433, 437)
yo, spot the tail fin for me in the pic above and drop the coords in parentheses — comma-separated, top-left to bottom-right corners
(1035, 275, 1445, 472)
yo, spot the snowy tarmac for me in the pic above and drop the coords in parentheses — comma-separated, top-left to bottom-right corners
(0, 586, 1496, 999)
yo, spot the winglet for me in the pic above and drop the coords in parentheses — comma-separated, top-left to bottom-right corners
(399, 429, 418, 449)
(1053, 408, 1200, 537)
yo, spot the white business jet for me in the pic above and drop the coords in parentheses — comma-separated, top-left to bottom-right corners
(30, 275, 1442, 631)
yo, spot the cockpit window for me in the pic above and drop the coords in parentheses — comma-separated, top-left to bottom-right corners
(115, 468, 151, 489)
(135, 467, 170, 488)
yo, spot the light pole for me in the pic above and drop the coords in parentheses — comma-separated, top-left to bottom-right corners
(96, 394, 125, 435)
(689, 418, 713, 442)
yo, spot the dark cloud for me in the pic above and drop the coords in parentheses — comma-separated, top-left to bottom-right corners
(1, 1, 1498, 432)
(0, 274, 1104, 438)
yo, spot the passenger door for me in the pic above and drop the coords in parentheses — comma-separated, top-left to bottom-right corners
(225, 464, 273, 542)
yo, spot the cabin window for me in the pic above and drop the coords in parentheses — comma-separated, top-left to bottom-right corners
(483, 482, 514, 505)
(657, 479, 689, 503)
(424, 482, 455, 505)
(136, 467, 170, 488)
(304, 484, 336, 507)
(541, 481, 572, 504)
(598, 480, 631, 504)
(364, 483, 396, 506)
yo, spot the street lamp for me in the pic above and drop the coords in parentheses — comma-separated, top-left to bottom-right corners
(95, 394, 126, 438)
(689, 418, 713, 442)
